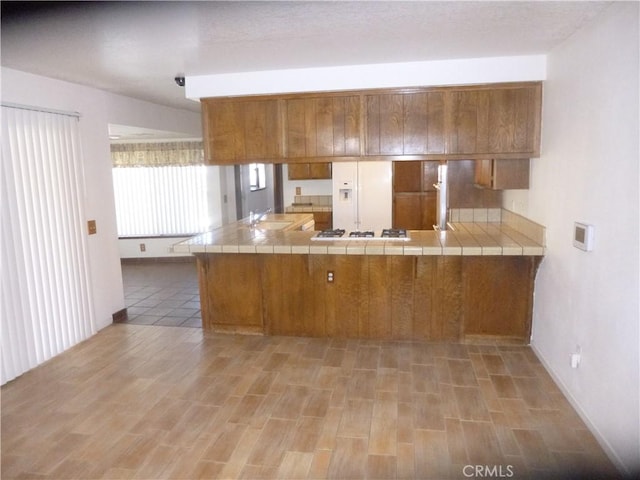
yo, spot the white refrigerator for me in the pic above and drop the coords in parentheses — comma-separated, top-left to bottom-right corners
(332, 161, 392, 231)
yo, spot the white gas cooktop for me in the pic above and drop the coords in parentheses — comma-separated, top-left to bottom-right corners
(311, 229, 410, 241)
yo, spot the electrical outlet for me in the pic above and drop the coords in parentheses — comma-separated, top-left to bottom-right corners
(139, 243, 146, 252)
(87, 220, 97, 235)
(327, 271, 334, 283)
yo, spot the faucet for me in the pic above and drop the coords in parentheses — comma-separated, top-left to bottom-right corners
(249, 208, 272, 228)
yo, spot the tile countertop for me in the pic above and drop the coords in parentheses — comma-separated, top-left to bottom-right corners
(173, 214, 545, 257)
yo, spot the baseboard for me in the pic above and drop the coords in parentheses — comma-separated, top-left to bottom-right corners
(112, 308, 128, 323)
(530, 344, 629, 477)
(463, 334, 527, 345)
(120, 256, 196, 264)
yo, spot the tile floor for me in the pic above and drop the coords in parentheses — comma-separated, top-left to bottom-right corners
(2, 261, 624, 479)
(120, 260, 202, 328)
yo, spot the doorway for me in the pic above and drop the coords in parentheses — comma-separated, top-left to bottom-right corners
(233, 163, 282, 220)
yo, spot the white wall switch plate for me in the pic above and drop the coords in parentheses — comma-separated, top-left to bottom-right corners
(573, 222, 594, 251)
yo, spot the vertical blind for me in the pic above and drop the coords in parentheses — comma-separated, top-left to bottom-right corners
(112, 165, 209, 236)
(1, 105, 95, 385)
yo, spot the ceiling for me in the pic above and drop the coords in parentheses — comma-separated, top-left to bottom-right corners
(2, 1, 612, 132)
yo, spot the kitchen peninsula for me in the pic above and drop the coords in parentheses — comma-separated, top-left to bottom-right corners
(174, 209, 544, 344)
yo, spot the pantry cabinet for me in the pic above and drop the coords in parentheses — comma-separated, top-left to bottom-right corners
(392, 160, 440, 230)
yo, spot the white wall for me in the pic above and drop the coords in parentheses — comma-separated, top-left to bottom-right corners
(282, 164, 333, 204)
(1, 67, 203, 330)
(106, 94, 201, 137)
(523, 4, 639, 474)
(187, 54, 546, 98)
(118, 237, 191, 259)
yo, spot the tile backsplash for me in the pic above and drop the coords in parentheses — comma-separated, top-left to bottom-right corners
(294, 195, 332, 206)
(449, 208, 502, 223)
(500, 209, 546, 246)
(449, 208, 546, 246)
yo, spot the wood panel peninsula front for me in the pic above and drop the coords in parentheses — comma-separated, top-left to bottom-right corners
(174, 211, 545, 344)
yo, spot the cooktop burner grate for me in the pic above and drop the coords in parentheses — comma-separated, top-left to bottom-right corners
(311, 228, 410, 241)
(381, 229, 408, 238)
(349, 231, 375, 238)
(315, 229, 346, 238)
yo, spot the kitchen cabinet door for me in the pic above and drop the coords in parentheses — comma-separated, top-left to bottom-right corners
(198, 254, 264, 331)
(309, 163, 332, 179)
(365, 92, 445, 156)
(284, 95, 360, 159)
(393, 161, 440, 192)
(287, 163, 311, 180)
(393, 161, 422, 192)
(287, 162, 332, 180)
(420, 192, 438, 229)
(474, 158, 530, 190)
(392, 193, 437, 230)
(202, 98, 281, 164)
(422, 160, 439, 192)
(404, 92, 445, 154)
(393, 160, 440, 229)
(393, 194, 422, 230)
(446, 83, 542, 157)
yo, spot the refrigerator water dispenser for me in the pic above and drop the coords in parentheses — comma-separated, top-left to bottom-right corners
(338, 180, 353, 203)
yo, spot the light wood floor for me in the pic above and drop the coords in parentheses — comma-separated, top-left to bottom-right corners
(1, 324, 620, 479)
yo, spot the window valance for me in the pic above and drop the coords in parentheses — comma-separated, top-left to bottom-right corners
(111, 141, 204, 167)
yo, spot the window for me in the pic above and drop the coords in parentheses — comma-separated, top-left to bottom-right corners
(249, 163, 266, 191)
(112, 165, 210, 236)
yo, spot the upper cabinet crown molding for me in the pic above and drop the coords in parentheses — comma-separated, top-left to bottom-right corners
(201, 82, 542, 165)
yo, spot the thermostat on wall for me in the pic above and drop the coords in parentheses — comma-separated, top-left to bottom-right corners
(573, 222, 594, 251)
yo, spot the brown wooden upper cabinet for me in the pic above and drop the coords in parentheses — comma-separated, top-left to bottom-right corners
(365, 91, 445, 156)
(201, 97, 282, 164)
(446, 83, 541, 158)
(474, 158, 530, 190)
(284, 95, 361, 159)
(287, 162, 332, 180)
(201, 82, 542, 164)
